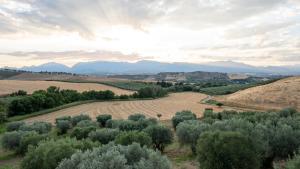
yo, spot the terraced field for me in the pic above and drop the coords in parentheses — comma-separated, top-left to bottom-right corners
(0, 80, 133, 96)
(25, 92, 226, 123)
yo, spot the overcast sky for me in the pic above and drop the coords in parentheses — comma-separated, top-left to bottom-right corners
(0, 0, 299, 67)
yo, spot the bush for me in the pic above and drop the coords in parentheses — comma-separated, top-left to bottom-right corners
(0, 111, 7, 124)
(18, 132, 47, 155)
(88, 128, 120, 144)
(128, 113, 146, 121)
(19, 122, 52, 134)
(176, 120, 210, 154)
(10, 90, 27, 96)
(171, 110, 197, 129)
(21, 138, 99, 169)
(70, 126, 96, 140)
(197, 131, 260, 169)
(115, 131, 152, 147)
(144, 125, 173, 152)
(57, 143, 171, 169)
(1, 131, 23, 151)
(71, 114, 91, 126)
(76, 120, 97, 128)
(6, 121, 25, 131)
(55, 116, 71, 124)
(96, 114, 112, 127)
(56, 120, 72, 135)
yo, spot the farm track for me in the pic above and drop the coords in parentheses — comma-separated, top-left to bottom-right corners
(0, 80, 134, 96)
(25, 92, 230, 123)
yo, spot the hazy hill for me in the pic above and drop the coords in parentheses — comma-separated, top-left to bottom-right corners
(18, 60, 300, 75)
(216, 76, 300, 111)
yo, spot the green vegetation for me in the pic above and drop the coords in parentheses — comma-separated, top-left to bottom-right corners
(171, 110, 197, 129)
(56, 143, 171, 169)
(100, 81, 158, 90)
(175, 108, 300, 169)
(197, 131, 260, 169)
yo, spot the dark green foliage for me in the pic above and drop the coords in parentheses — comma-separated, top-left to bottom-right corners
(135, 86, 168, 98)
(1, 131, 23, 150)
(55, 116, 71, 124)
(115, 131, 152, 147)
(171, 110, 197, 129)
(0, 111, 6, 124)
(193, 109, 300, 168)
(8, 86, 116, 117)
(71, 126, 96, 140)
(6, 121, 25, 131)
(21, 138, 99, 169)
(76, 120, 97, 128)
(119, 94, 130, 99)
(144, 125, 173, 152)
(111, 118, 157, 131)
(57, 143, 171, 169)
(197, 131, 260, 169)
(96, 114, 112, 127)
(10, 90, 27, 96)
(71, 114, 91, 126)
(19, 122, 52, 134)
(56, 120, 72, 135)
(18, 132, 47, 155)
(88, 128, 120, 144)
(176, 120, 210, 154)
(128, 113, 146, 121)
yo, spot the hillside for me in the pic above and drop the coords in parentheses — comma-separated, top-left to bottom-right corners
(216, 76, 300, 111)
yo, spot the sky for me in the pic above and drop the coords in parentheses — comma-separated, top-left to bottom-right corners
(0, 0, 300, 67)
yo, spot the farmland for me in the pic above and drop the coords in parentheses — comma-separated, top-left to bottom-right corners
(25, 92, 226, 123)
(0, 80, 134, 96)
(216, 76, 300, 111)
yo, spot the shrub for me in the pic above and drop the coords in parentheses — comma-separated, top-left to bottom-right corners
(0, 111, 7, 124)
(171, 110, 197, 129)
(88, 128, 120, 144)
(1, 131, 24, 151)
(6, 121, 25, 131)
(144, 125, 173, 152)
(21, 138, 99, 169)
(96, 114, 112, 127)
(19, 122, 52, 134)
(56, 120, 72, 135)
(176, 120, 210, 154)
(119, 94, 129, 99)
(115, 131, 152, 147)
(76, 120, 97, 128)
(55, 116, 71, 124)
(128, 113, 146, 121)
(71, 126, 96, 140)
(57, 143, 171, 169)
(10, 90, 27, 96)
(71, 114, 91, 126)
(18, 132, 47, 155)
(197, 131, 260, 169)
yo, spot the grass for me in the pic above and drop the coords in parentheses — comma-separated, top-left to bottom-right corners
(52, 79, 158, 91)
(199, 79, 282, 95)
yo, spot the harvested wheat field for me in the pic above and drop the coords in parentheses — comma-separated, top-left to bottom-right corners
(0, 80, 133, 96)
(25, 92, 227, 123)
(216, 76, 300, 111)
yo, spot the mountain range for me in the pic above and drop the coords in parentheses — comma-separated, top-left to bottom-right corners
(19, 60, 300, 75)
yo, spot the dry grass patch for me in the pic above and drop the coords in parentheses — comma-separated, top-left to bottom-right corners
(216, 76, 300, 111)
(0, 80, 134, 96)
(25, 92, 227, 123)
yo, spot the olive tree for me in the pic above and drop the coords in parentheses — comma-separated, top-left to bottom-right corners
(57, 143, 171, 169)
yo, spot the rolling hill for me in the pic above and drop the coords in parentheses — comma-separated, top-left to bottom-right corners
(216, 76, 300, 111)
